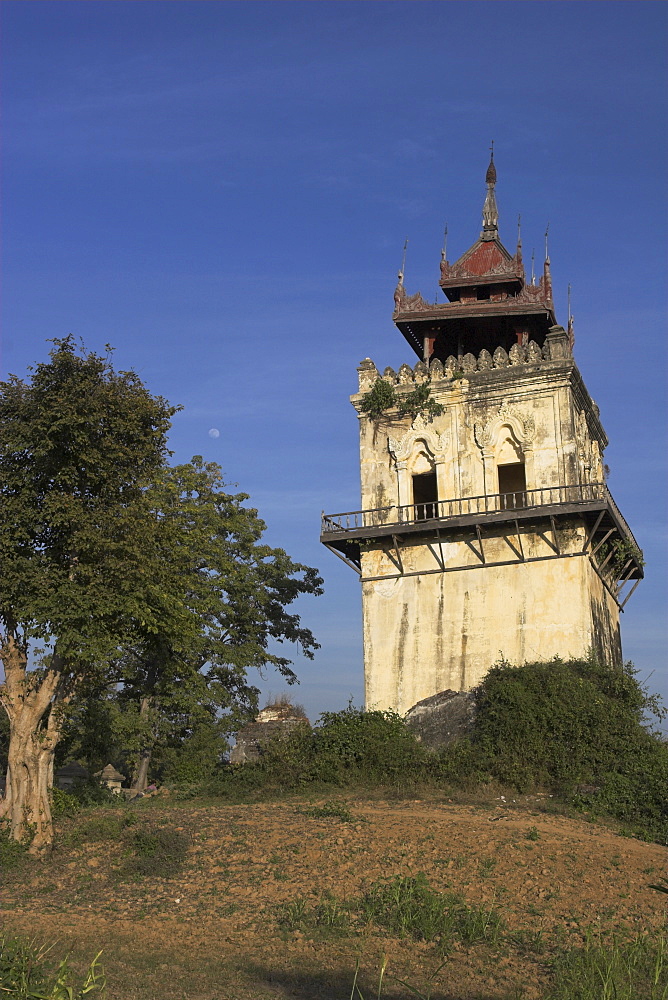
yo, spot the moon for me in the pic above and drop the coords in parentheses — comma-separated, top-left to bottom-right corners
(208, 428, 220, 439)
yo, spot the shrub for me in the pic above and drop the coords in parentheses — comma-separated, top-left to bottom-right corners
(158, 717, 229, 786)
(50, 787, 81, 819)
(440, 657, 668, 842)
(252, 705, 428, 789)
(67, 778, 117, 809)
(360, 379, 396, 418)
(308, 706, 428, 785)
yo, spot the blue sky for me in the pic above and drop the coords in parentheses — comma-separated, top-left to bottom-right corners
(2, 1, 666, 720)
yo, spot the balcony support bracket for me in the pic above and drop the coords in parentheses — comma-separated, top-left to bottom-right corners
(582, 510, 606, 553)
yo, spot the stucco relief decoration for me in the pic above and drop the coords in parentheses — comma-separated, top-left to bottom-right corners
(474, 401, 536, 452)
(575, 409, 603, 483)
(388, 420, 449, 464)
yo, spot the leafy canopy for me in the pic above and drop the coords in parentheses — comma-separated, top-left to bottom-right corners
(0, 336, 177, 665)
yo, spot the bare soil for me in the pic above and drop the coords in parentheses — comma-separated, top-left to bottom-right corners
(2, 793, 666, 999)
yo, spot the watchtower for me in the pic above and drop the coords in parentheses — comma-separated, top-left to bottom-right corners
(321, 155, 643, 715)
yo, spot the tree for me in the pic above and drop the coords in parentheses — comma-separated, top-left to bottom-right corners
(105, 458, 323, 791)
(0, 338, 176, 851)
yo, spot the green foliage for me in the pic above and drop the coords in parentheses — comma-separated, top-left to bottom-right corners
(598, 537, 645, 575)
(158, 715, 229, 785)
(436, 657, 668, 842)
(0, 336, 176, 664)
(72, 812, 137, 845)
(396, 383, 444, 421)
(360, 379, 396, 418)
(82, 456, 323, 786)
(0, 937, 105, 998)
(359, 872, 503, 950)
(66, 779, 118, 810)
(276, 894, 351, 938)
(545, 931, 667, 1000)
(260, 706, 428, 787)
(360, 379, 443, 421)
(0, 339, 322, 850)
(49, 788, 80, 819)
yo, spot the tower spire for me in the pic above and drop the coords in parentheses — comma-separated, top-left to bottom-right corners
(481, 141, 498, 240)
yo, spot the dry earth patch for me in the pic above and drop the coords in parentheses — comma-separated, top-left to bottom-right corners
(2, 796, 666, 999)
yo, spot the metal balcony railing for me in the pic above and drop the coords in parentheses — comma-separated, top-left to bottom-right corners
(321, 482, 639, 551)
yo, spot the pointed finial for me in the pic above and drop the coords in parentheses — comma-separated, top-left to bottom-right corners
(481, 144, 499, 238)
(544, 223, 550, 262)
(441, 224, 448, 261)
(485, 140, 497, 185)
(567, 284, 575, 350)
(531, 249, 535, 285)
(517, 214, 522, 246)
(400, 237, 408, 278)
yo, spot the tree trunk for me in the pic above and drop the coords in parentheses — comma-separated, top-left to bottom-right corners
(132, 695, 153, 793)
(0, 636, 67, 854)
(5, 714, 56, 852)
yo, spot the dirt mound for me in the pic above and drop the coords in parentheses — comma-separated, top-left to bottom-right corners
(2, 795, 666, 999)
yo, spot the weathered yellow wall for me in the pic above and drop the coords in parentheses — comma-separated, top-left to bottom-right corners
(354, 351, 622, 714)
(361, 531, 621, 714)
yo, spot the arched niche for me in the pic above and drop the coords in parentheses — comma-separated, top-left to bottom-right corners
(388, 426, 449, 509)
(474, 405, 535, 497)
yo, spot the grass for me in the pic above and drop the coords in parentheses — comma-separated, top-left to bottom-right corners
(349, 931, 668, 999)
(0, 830, 27, 872)
(277, 893, 351, 939)
(0, 936, 106, 998)
(545, 930, 668, 1000)
(123, 825, 190, 879)
(359, 872, 504, 950)
(297, 801, 358, 823)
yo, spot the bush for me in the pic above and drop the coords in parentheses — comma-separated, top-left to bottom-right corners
(439, 657, 668, 842)
(67, 778, 118, 809)
(158, 717, 229, 786)
(298, 801, 358, 822)
(50, 787, 81, 818)
(222, 706, 429, 791)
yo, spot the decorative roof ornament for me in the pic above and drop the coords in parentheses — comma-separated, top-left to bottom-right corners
(393, 238, 409, 313)
(481, 141, 499, 240)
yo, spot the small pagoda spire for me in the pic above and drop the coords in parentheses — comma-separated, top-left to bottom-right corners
(481, 142, 499, 240)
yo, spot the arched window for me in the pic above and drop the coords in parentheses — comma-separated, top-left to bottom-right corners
(496, 431, 526, 509)
(411, 452, 438, 520)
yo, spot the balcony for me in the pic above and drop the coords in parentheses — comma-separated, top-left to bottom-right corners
(320, 482, 643, 604)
